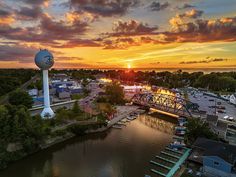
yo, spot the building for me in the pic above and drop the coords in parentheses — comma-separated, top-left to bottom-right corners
(28, 89, 38, 97)
(206, 114, 218, 126)
(189, 138, 236, 177)
(52, 73, 69, 81)
(230, 94, 236, 105)
(56, 86, 70, 99)
(122, 85, 143, 93)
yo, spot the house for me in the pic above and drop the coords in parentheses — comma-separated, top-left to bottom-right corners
(56, 87, 70, 99)
(206, 115, 228, 139)
(214, 120, 228, 139)
(190, 138, 236, 177)
(58, 91, 70, 99)
(230, 94, 236, 105)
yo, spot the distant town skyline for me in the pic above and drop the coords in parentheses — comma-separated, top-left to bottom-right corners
(0, 0, 236, 69)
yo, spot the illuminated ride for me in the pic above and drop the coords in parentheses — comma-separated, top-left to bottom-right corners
(132, 88, 197, 118)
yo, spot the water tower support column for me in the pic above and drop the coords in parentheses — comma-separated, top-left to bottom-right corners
(40, 70, 54, 118)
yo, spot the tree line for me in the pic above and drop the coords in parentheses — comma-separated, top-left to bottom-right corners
(104, 70, 236, 92)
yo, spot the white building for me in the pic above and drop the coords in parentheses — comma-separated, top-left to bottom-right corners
(229, 94, 236, 105)
(122, 85, 143, 93)
(28, 89, 38, 97)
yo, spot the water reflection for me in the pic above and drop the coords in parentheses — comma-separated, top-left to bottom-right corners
(0, 114, 175, 177)
(138, 114, 176, 134)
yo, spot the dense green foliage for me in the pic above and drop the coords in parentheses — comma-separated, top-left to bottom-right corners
(104, 70, 236, 92)
(0, 69, 37, 97)
(194, 73, 236, 92)
(0, 100, 106, 169)
(27, 79, 42, 90)
(105, 82, 125, 105)
(8, 89, 33, 108)
(68, 123, 106, 135)
(55, 102, 91, 123)
(71, 69, 96, 81)
(185, 118, 218, 144)
(0, 105, 48, 169)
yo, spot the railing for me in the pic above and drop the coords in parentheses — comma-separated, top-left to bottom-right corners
(132, 93, 194, 117)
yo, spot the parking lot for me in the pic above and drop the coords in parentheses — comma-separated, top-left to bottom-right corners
(188, 91, 236, 121)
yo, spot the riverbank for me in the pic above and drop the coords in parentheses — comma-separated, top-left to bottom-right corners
(0, 105, 144, 171)
(0, 113, 174, 177)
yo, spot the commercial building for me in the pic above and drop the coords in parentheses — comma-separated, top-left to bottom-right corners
(189, 138, 236, 177)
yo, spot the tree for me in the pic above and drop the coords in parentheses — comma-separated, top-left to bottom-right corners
(105, 82, 125, 105)
(0, 105, 46, 154)
(8, 89, 33, 108)
(72, 100, 80, 114)
(97, 102, 115, 115)
(185, 118, 218, 144)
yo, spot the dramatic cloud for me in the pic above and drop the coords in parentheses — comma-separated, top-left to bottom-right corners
(166, 16, 236, 43)
(103, 36, 163, 49)
(16, 6, 43, 20)
(104, 20, 158, 37)
(56, 56, 84, 61)
(149, 61, 160, 65)
(39, 13, 89, 39)
(19, 0, 49, 6)
(0, 3, 14, 24)
(179, 58, 228, 64)
(56, 38, 102, 48)
(149, 1, 169, 11)
(70, 0, 139, 17)
(0, 13, 90, 45)
(177, 3, 195, 10)
(0, 45, 37, 62)
(0, 9, 11, 17)
(169, 9, 203, 31)
(13, 0, 49, 21)
(180, 9, 203, 18)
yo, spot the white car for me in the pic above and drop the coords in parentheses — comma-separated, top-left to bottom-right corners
(223, 115, 229, 120)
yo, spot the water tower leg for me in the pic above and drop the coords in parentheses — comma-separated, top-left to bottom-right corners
(41, 70, 55, 118)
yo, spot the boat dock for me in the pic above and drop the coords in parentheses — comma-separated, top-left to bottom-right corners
(148, 146, 191, 177)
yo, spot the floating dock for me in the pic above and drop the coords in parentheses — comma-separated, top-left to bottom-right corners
(149, 146, 191, 177)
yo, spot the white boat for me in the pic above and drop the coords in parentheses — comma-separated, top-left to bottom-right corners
(175, 126, 186, 131)
(175, 130, 186, 136)
(170, 141, 186, 148)
(117, 122, 126, 126)
(112, 125, 122, 129)
(223, 115, 229, 120)
(127, 116, 136, 120)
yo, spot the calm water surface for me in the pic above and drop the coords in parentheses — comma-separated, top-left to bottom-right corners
(0, 114, 176, 177)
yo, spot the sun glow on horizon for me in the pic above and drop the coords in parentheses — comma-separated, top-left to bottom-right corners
(127, 63, 131, 69)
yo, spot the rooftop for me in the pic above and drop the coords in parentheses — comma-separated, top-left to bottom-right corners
(192, 138, 236, 165)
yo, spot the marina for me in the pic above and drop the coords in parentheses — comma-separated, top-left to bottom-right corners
(149, 147, 191, 177)
(145, 116, 190, 177)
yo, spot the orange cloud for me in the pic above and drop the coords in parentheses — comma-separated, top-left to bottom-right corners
(0, 16, 14, 24)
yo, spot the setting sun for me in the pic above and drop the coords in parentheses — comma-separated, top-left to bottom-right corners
(127, 64, 131, 69)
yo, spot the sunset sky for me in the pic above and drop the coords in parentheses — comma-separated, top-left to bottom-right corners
(0, 0, 236, 69)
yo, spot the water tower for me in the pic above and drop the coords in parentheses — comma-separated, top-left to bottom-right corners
(35, 49, 55, 118)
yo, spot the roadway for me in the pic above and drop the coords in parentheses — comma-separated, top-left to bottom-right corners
(0, 74, 39, 104)
(30, 82, 103, 116)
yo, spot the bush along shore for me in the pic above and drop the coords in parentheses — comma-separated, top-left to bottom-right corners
(0, 101, 108, 170)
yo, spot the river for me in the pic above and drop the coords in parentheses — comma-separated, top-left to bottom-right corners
(0, 113, 177, 177)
